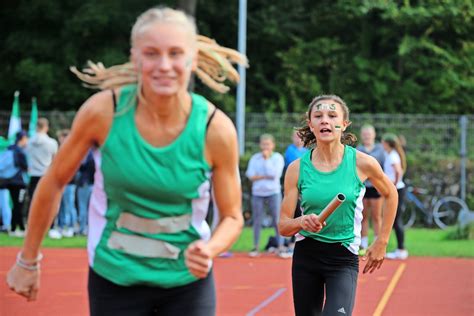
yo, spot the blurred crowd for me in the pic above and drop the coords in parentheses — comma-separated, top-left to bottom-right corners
(0, 118, 95, 239)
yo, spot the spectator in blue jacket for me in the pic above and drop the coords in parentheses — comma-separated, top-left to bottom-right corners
(5, 131, 29, 237)
(284, 130, 308, 170)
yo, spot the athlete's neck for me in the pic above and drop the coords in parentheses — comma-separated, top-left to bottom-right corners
(313, 143, 345, 165)
(139, 89, 191, 125)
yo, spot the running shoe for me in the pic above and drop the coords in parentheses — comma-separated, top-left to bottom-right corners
(386, 249, 409, 260)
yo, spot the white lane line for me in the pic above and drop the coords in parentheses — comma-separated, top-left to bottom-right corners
(246, 287, 287, 316)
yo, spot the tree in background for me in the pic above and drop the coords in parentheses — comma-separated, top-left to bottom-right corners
(0, 0, 472, 114)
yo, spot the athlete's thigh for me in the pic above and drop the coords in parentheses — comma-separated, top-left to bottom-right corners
(88, 269, 155, 316)
(157, 273, 216, 316)
(323, 267, 358, 316)
(292, 241, 325, 315)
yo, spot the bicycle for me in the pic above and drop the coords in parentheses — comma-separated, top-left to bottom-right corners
(401, 178, 468, 229)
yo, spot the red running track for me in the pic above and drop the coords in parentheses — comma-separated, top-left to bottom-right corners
(1, 248, 473, 315)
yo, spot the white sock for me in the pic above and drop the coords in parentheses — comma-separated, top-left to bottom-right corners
(361, 236, 369, 249)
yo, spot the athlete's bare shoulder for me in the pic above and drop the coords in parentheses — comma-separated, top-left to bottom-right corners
(287, 159, 301, 174)
(72, 89, 116, 147)
(285, 159, 301, 186)
(206, 102, 237, 144)
(205, 101, 238, 167)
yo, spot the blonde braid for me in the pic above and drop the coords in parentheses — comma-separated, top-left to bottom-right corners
(70, 35, 248, 93)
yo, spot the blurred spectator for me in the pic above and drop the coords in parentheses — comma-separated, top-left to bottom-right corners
(246, 134, 285, 257)
(382, 133, 408, 260)
(0, 133, 12, 232)
(76, 149, 95, 235)
(26, 118, 59, 238)
(284, 130, 308, 170)
(2, 131, 29, 237)
(0, 189, 11, 232)
(57, 129, 77, 237)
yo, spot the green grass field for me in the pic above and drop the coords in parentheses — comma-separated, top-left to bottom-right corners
(1, 227, 473, 257)
(0, 234, 87, 248)
(232, 227, 474, 257)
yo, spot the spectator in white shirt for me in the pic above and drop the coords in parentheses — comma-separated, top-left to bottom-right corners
(382, 133, 408, 260)
(246, 134, 285, 257)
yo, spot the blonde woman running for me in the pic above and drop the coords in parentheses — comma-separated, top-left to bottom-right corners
(7, 6, 247, 316)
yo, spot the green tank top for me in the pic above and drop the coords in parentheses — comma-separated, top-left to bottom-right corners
(91, 84, 212, 287)
(297, 145, 365, 254)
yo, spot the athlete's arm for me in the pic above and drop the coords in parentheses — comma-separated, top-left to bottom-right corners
(357, 152, 398, 273)
(23, 91, 113, 260)
(206, 110, 243, 255)
(278, 160, 323, 236)
(7, 90, 114, 301)
(185, 107, 243, 278)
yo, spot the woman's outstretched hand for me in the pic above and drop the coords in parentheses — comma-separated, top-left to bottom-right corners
(362, 239, 387, 274)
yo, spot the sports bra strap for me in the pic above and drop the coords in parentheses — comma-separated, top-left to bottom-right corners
(111, 90, 117, 111)
(206, 106, 218, 131)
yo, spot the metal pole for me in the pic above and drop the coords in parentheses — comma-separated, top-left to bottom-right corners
(236, 0, 247, 155)
(459, 115, 467, 201)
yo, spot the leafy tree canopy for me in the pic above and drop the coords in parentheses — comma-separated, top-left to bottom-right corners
(1, 0, 472, 114)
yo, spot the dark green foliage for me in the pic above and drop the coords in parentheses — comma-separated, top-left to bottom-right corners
(0, 1, 472, 113)
(0, 0, 172, 110)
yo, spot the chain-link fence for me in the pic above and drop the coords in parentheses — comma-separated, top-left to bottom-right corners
(0, 110, 77, 138)
(238, 113, 473, 159)
(0, 111, 472, 207)
(1, 111, 472, 158)
(238, 113, 473, 208)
